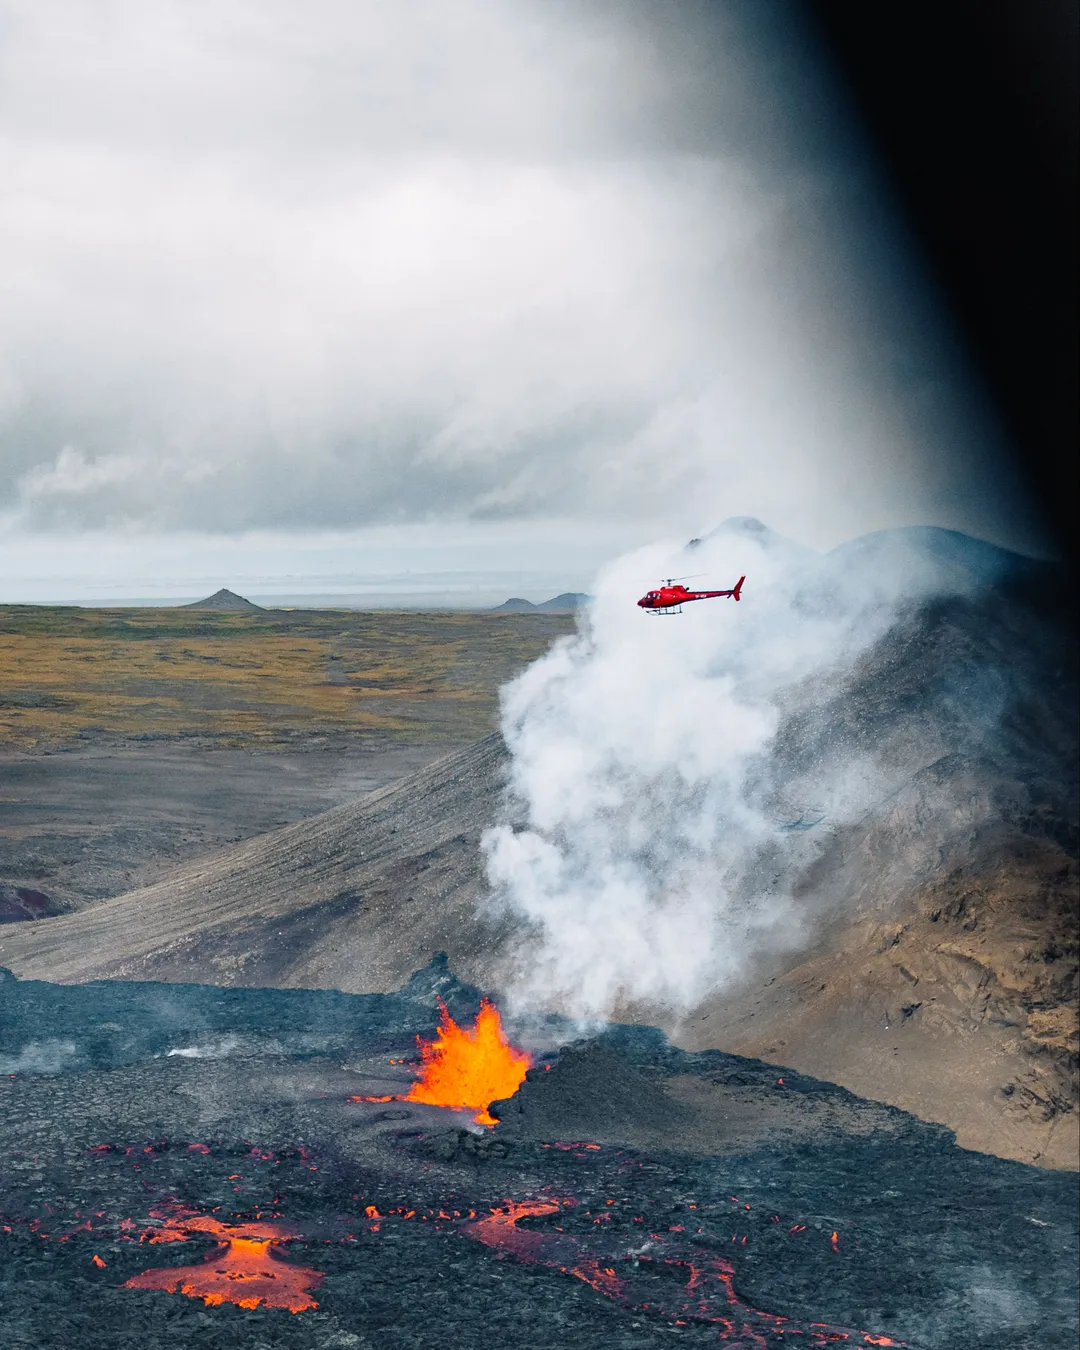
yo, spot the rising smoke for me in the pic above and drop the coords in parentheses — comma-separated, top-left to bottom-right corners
(482, 517, 1007, 1020)
(0, 1038, 77, 1075)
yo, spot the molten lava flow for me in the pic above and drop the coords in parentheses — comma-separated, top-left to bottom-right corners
(465, 1200, 564, 1263)
(462, 1197, 904, 1346)
(123, 1209, 322, 1313)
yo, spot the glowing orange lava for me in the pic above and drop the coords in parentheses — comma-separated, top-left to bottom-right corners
(351, 998, 532, 1125)
(406, 998, 532, 1124)
(122, 1210, 322, 1313)
(462, 1197, 904, 1346)
(464, 1199, 564, 1261)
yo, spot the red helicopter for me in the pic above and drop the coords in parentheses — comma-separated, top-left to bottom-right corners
(637, 574, 745, 614)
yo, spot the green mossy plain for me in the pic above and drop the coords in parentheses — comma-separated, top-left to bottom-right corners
(0, 606, 576, 751)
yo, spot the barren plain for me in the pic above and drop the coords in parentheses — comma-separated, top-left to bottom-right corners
(0, 605, 573, 911)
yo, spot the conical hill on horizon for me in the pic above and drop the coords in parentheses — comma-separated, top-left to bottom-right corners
(181, 587, 266, 612)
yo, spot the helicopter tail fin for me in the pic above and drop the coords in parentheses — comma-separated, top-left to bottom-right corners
(732, 575, 745, 601)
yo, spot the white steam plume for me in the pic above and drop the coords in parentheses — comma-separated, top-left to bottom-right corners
(481, 518, 999, 1020)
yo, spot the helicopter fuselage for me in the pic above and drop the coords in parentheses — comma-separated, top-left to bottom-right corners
(636, 576, 744, 612)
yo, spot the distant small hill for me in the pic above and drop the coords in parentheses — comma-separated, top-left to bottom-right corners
(181, 588, 265, 612)
(491, 597, 538, 612)
(492, 593, 589, 613)
(536, 593, 590, 611)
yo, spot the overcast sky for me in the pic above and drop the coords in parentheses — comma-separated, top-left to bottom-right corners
(0, 0, 1043, 602)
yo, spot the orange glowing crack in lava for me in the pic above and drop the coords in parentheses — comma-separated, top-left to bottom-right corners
(462, 1199, 904, 1347)
(122, 1207, 323, 1313)
(5, 1176, 904, 1341)
(351, 997, 532, 1125)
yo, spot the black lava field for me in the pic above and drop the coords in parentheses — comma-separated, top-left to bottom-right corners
(1, 961, 1075, 1350)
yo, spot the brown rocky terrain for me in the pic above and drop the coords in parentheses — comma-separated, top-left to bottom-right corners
(679, 830, 1078, 1168)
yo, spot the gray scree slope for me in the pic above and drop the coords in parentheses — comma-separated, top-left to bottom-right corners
(0, 735, 513, 994)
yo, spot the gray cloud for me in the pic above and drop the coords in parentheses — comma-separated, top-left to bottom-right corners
(0, 0, 1041, 551)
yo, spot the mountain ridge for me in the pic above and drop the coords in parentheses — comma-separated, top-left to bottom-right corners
(492, 592, 589, 612)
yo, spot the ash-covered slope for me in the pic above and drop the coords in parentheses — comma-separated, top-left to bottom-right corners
(678, 559, 1078, 1168)
(0, 735, 513, 993)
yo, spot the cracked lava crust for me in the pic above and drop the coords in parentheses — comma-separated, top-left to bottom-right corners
(1, 960, 1076, 1349)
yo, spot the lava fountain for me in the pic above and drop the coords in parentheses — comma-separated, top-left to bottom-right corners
(122, 1206, 323, 1312)
(353, 997, 532, 1125)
